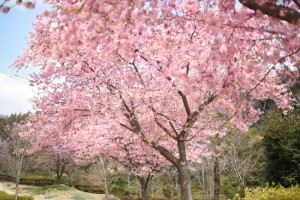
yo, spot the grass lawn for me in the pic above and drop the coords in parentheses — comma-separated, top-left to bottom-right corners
(0, 181, 119, 200)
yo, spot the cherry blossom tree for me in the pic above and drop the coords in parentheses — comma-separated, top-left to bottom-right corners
(63, 119, 169, 200)
(106, 133, 168, 200)
(0, 122, 31, 200)
(34, 147, 73, 184)
(0, 0, 35, 13)
(15, 1, 300, 200)
(20, 115, 75, 184)
(23, 111, 169, 200)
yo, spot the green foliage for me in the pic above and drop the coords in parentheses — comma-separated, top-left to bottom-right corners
(20, 174, 55, 181)
(123, 187, 137, 197)
(162, 185, 174, 199)
(61, 173, 71, 185)
(0, 113, 28, 140)
(74, 185, 105, 194)
(20, 174, 55, 186)
(109, 172, 133, 197)
(0, 191, 34, 200)
(221, 175, 241, 199)
(260, 110, 300, 186)
(0, 174, 55, 186)
(241, 184, 300, 200)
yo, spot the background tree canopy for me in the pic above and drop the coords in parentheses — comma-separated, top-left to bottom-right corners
(260, 109, 300, 186)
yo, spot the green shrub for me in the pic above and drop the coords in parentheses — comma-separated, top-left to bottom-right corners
(221, 175, 241, 199)
(20, 174, 55, 186)
(0, 174, 55, 186)
(0, 191, 34, 200)
(123, 188, 137, 196)
(241, 184, 300, 200)
(74, 185, 105, 194)
(20, 174, 52, 180)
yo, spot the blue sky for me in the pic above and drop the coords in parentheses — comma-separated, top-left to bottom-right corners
(0, 2, 49, 115)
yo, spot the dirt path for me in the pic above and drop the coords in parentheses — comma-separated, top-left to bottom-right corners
(0, 182, 15, 194)
(0, 181, 119, 200)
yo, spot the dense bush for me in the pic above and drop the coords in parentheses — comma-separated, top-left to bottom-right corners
(20, 178, 55, 186)
(0, 174, 15, 182)
(0, 174, 55, 186)
(241, 184, 300, 200)
(20, 174, 55, 186)
(74, 185, 105, 194)
(221, 175, 242, 199)
(261, 110, 300, 186)
(0, 191, 34, 200)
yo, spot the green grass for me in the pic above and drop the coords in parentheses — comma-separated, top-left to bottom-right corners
(71, 192, 95, 200)
(0, 191, 34, 200)
(44, 194, 59, 199)
(34, 184, 69, 195)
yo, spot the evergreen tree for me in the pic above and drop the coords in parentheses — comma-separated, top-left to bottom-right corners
(261, 110, 300, 186)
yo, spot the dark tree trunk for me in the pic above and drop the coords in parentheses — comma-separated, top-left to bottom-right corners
(151, 140, 194, 200)
(56, 172, 62, 184)
(177, 140, 193, 200)
(137, 174, 152, 200)
(56, 163, 65, 184)
(177, 164, 193, 200)
(214, 156, 220, 200)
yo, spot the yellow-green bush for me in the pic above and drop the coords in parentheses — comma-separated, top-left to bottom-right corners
(0, 191, 34, 200)
(242, 184, 300, 200)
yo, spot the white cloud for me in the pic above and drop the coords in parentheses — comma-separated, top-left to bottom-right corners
(0, 73, 35, 115)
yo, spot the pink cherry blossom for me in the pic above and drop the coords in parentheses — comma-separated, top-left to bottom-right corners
(1, 6, 9, 13)
(14, 1, 300, 199)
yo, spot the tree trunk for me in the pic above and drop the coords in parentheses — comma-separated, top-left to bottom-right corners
(56, 171, 61, 184)
(214, 156, 220, 200)
(15, 154, 23, 200)
(128, 174, 131, 188)
(177, 164, 193, 200)
(97, 156, 109, 200)
(15, 178, 19, 200)
(54, 158, 65, 184)
(177, 139, 193, 200)
(201, 164, 210, 200)
(56, 165, 65, 184)
(175, 172, 179, 189)
(150, 135, 193, 200)
(137, 176, 150, 200)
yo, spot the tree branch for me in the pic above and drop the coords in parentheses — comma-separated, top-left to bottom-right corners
(155, 120, 176, 140)
(292, 0, 300, 9)
(169, 121, 179, 137)
(118, 122, 139, 133)
(239, 0, 300, 24)
(246, 46, 300, 97)
(150, 142, 179, 167)
(178, 90, 191, 117)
